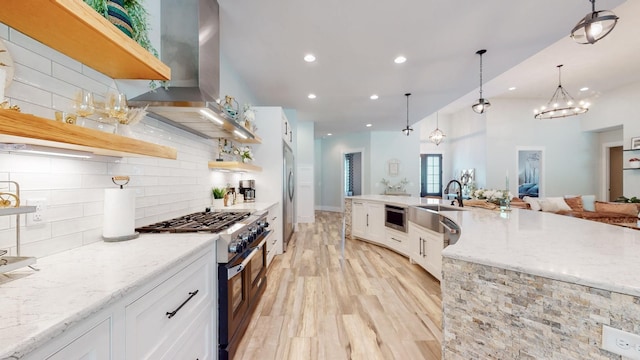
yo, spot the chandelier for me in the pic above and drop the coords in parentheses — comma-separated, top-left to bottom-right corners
(534, 65, 590, 119)
(472, 49, 490, 114)
(428, 112, 445, 146)
(402, 93, 413, 136)
(570, 0, 619, 45)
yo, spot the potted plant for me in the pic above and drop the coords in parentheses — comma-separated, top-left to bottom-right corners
(629, 158, 640, 168)
(212, 187, 227, 208)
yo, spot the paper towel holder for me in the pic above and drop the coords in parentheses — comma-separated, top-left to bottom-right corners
(112, 176, 130, 189)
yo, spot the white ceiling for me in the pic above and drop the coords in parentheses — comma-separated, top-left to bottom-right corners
(218, 0, 633, 137)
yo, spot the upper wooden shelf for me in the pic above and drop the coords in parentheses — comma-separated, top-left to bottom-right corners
(0, 0, 170, 80)
(208, 161, 262, 172)
(0, 110, 177, 159)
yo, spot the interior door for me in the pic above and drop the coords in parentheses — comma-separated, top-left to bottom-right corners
(609, 146, 623, 201)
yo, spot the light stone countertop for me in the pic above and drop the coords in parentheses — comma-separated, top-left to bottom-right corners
(347, 195, 640, 297)
(212, 201, 277, 213)
(0, 233, 218, 359)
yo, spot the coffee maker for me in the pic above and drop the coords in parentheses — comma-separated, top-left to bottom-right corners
(238, 180, 256, 202)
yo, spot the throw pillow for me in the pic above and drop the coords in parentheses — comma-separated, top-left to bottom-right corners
(108, 0, 134, 38)
(581, 195, 596, 211)
(539, 197, 572, 213)
(522, 196, 541, 211)
(594, 201, 639, 217)
(564, 196, 583, 212)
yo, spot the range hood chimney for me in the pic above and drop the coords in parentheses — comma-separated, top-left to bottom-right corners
(129, 0, 253, 140)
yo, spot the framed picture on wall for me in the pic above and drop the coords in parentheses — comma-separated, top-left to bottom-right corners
(517, 148, 544, 198)
(631, 137, 640, 149)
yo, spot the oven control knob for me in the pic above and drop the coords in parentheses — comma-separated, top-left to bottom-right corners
(229, 241, 243, 253)
(239, 233, 250, 247)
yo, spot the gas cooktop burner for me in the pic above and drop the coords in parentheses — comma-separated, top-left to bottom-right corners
(136, 211, 251, 233)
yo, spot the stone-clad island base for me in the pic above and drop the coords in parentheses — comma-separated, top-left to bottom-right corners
(442, 257, 640, 359)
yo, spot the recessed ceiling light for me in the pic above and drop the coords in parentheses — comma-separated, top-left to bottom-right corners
(370, 94, 379, 100)
(308, 93, 316, 99)
(508, 87, 517, 91)
(394, 56, 407, 64)
(327, 133, 332, 136)
(304, 54, 316, 62)
(366, 124, 372, 127)
(580, 87, 589, 91)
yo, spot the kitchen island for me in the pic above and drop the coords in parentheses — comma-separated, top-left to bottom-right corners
(345, 195, 640, 359)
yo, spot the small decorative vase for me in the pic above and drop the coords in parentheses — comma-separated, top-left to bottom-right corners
(630, 161, 640, 169)
(242, 157, 249, 163)
(213, 198, 224, 209)
(116, 123, 133, 137)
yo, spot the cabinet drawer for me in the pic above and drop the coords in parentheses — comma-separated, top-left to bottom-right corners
(125, 251, 213, 359)
(46, 318, 111, 360)
(160, 306, 214, 360)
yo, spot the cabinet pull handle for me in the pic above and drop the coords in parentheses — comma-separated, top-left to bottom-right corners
(166, 290, 199, 319)
(390, 237, 401, 242)
(366, 213, 369, 227)
(284, 121, 288, 136)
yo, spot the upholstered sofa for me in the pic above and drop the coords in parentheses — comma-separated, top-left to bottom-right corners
(521, 195, 640, 225)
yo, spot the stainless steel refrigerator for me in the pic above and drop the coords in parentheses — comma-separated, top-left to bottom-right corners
(283, 142, 294, 251)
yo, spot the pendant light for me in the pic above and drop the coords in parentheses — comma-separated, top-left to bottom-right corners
(472, 49, 490, 114)
(534, 65, 590, 119)
(570, 0, 619, 45)
(402, 93, 413, 136)
(428, 112, 445, 146)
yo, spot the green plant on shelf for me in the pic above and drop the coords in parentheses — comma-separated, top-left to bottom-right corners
(212, 187, 227, 199)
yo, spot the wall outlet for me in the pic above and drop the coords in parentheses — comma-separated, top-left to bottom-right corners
(26, 198, 46, 225)
(602, 325, 640, 359)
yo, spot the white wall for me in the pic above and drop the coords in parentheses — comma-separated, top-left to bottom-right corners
(370, 131, 420, 196)
(443, 97, 608, 198)
(316, 132, 371, 211)
(296, 121, 315, 223)
(0, 24, 254, 258)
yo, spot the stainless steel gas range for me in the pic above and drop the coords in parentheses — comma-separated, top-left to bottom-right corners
(136, 209, 271, 360)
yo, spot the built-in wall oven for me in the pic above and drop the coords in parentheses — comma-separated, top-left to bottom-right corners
(217, 212, 271, 360)
(385, 204, 407, 232)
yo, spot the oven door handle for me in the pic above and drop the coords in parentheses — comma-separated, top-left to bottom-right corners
(227, 237, 268, 280)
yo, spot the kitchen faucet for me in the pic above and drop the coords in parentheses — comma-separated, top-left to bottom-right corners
(444, 179, 464, 207)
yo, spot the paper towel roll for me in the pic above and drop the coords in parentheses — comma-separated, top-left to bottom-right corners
(103, 188, 138, 241)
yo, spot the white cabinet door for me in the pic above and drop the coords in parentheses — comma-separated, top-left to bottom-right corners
(366, 202, 385, 243)
(425, 234, 443, 281)
(408, 221, 443, 280)
(267, 203, 282, 267)
(46, 318, 111, 360)
(282, 112, 293, 147)
(125, 251, 214, 360)
(352, 201, 366, 238)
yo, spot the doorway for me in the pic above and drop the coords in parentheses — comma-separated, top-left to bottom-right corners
(344, 152, 362, 196)
(420, 154, 443, 197)
(609, 146, 623, 201)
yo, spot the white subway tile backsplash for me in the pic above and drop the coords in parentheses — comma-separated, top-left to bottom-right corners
(5, 41, 52, 75)
(6, 80, 52, 108)
(4, 27, 220, 258)
(51, 214, 102, 238)
(8, 29, 82, 73)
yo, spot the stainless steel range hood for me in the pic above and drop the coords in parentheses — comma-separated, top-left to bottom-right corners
(128, 0, 255, 141)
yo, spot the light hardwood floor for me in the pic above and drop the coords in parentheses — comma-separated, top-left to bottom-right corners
(235, 211, 442, 360)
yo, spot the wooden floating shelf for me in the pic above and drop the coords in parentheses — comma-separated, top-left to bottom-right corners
(221, 121, 262, 144)
(208, 161, 262, 172)
(0, 110, 177, 159)
(0, 0, 170, 80)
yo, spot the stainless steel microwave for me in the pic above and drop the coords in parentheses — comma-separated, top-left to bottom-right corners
(385, 204, 407, 232)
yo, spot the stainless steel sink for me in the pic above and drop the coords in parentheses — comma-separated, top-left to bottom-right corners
(416, 204, 466, 212)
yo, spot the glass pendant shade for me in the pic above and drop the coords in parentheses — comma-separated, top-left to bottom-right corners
(402, 93, 413, 136)
(534, 65, 589, 119)
(429, 113, 446, 145)
(570, 0, 618, 44)
(472, 98, 491, 114)
(472, 49, 490, 114)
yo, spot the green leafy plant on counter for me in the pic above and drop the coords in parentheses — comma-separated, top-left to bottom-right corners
(614, 196, 640, 203)
(212, 187, 227, 199)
